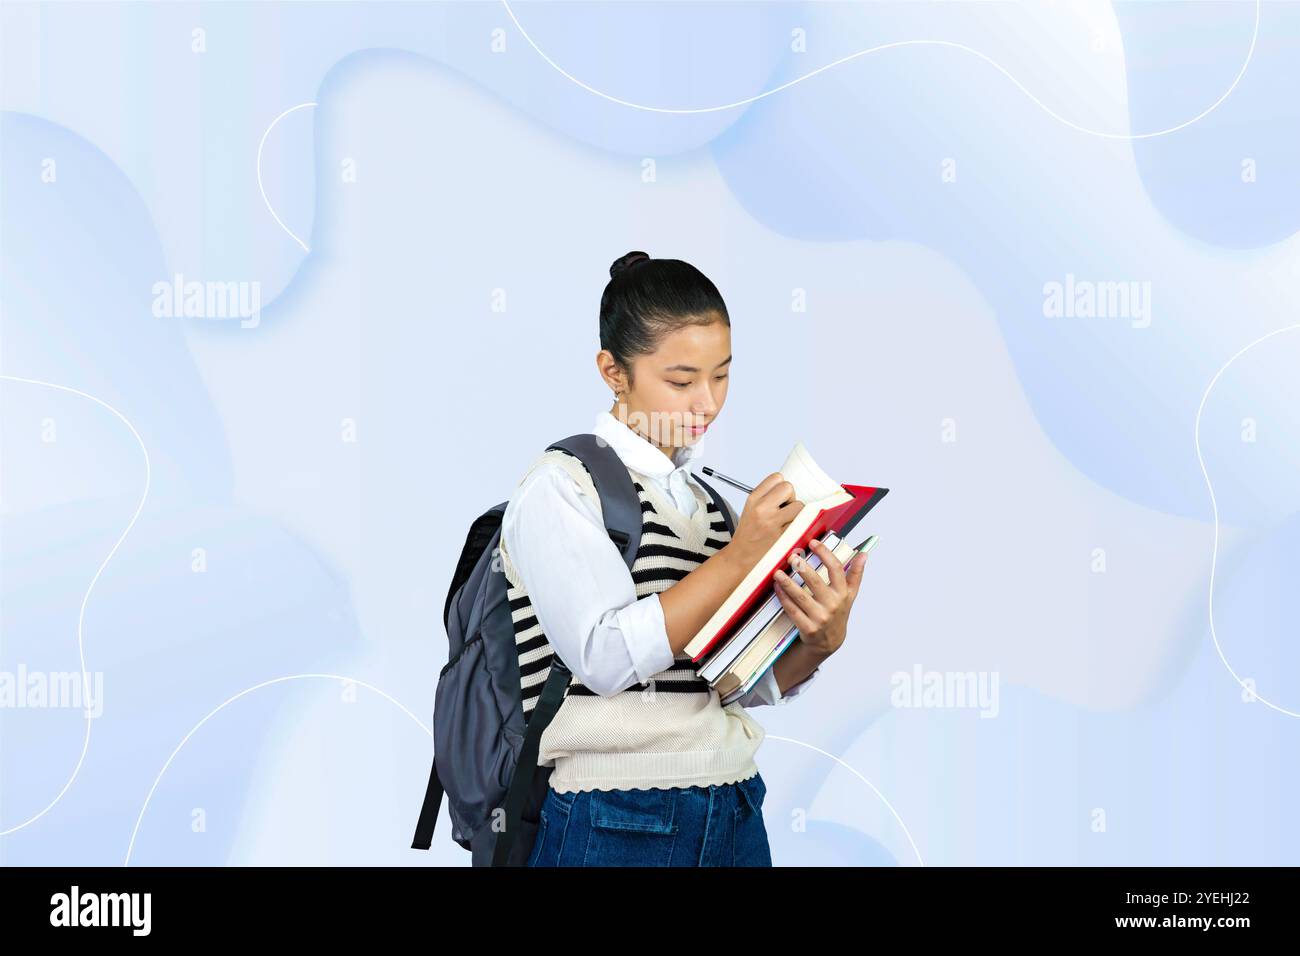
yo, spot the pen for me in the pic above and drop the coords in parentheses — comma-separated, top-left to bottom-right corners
(701, 466, 755, 494)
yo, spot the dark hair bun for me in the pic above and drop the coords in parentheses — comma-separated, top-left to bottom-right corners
(599, 253, 731, 374)
(609, 250, 651, 279)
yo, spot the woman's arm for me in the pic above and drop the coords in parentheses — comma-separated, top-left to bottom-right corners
(501, 465, 676, 697)
(655, 543, 756, 655)
(769, 643, 829, 698)
(501, 463, 822, 702)
(734, 663, 821, 707)
(659, 472, 802, 655)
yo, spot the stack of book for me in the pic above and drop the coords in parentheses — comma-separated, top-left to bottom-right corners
(689, 441, 888, 704)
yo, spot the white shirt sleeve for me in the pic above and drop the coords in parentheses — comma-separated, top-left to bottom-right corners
(500, 463, 677, 698)
(734, 662, 821, 707)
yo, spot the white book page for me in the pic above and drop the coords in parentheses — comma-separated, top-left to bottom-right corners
(780, 441, 842, 503)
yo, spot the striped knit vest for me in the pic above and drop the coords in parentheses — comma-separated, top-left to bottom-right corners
(509, 447, 729, 718)
(497, 447, 765, 794)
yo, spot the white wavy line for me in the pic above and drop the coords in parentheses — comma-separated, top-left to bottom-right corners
(124, 674, 431, 866)
(765, 734, 923, 865)
(0, 375, 151, 837)
(1194, 324, 1300, 719)
(257, 102, 316, 253)
(260, 5, 1257, 246)
(121, 676, 913, 866)
(501, 0, 1259, 140)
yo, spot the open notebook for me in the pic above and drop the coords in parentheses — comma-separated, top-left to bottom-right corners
(686, 441, 888, 661)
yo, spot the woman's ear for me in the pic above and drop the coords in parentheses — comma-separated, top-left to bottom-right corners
(596, 350, 629, 395)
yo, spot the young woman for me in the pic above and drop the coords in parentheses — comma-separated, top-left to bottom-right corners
(497, 251, 870, 867)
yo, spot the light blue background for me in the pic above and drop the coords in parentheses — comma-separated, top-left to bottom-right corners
(2, 0, 1297, 866)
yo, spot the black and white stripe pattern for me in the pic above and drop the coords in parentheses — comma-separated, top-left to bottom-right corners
(508, 450, 732, 724)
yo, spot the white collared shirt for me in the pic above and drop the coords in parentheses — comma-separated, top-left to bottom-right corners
(500, 410, 819, 706)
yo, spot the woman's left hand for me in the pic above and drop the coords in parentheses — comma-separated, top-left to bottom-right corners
(772, 538, 868, 657)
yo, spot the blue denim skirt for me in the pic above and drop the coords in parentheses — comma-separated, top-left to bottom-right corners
(525, 772, 772, 867)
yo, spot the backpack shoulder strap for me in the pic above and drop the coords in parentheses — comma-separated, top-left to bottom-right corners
(691, 472, 738, 535)
(488, 433, 636, 866)
(544, 433, 642, 569)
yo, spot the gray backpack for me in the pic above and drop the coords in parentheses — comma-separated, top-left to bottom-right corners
(410, 432, 737, 865)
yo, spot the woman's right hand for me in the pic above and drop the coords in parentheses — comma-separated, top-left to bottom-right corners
(727, 472, 803, 567)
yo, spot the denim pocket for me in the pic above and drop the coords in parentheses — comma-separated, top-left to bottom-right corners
(736, 772, 767, 817)
(590, 788, 678, 833)
(583, 788, 679, 866)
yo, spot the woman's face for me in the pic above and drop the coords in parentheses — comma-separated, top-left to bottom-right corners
(604, 317, 731, 456)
